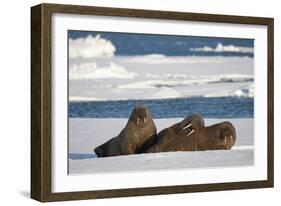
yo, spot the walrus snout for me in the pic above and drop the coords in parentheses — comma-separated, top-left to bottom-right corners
(136, 115, 146, 124)
(217, 121, 236, 149)
(180, 114, 205, 136)
(130, 105, 151, 126)
(182, 123, 195, 136)
(94, 146, 104, 157)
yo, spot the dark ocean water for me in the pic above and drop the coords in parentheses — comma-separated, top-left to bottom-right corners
(69, 30, 254, 57)
(69, 97, 253, 119)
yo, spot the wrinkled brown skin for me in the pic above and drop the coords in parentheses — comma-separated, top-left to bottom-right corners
(146, 118, 236, 153)
(145, 114, 205, 153)
(94, 105, 157, 157)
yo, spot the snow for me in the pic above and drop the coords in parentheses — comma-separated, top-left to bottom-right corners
(69, 62, 137, 79)
(68, 118, 254, 174)
(69, 150, 253, 174)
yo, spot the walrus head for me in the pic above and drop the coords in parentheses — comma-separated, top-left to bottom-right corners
(129, 105, 152, 128)
(209, 121, 236, 150)
(179, 114, 205, 136)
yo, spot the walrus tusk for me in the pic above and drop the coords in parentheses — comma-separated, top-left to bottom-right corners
(143, 117, 146, 123)
(224, 135, 233, 144)
(230, 135, 233, 143)
(182, 123, 192, 130)
(186, 129, 195, 137)
(137, 117, 139, 124)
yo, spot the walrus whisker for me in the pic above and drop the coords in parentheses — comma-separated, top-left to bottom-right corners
(182, 123, 192, 130)
(186, 129, 195, 137)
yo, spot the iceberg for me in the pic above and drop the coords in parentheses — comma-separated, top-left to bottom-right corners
(69, 34, 116, 59)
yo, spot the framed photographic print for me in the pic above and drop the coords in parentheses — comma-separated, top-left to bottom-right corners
(31, 3, 274, 202)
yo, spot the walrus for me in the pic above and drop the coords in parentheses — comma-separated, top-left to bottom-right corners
(94, 105, 157, 157)
(145, 114, 205, 153)
(145, 118, 236, 153)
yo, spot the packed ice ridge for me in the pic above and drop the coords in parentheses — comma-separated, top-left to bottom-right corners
(190, 43, 254, 53)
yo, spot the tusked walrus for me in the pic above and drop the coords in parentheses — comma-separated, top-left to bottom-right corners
(145, 114, 205, 153)
(94, 105, 157, 157)
(145, 116, 236, 153)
